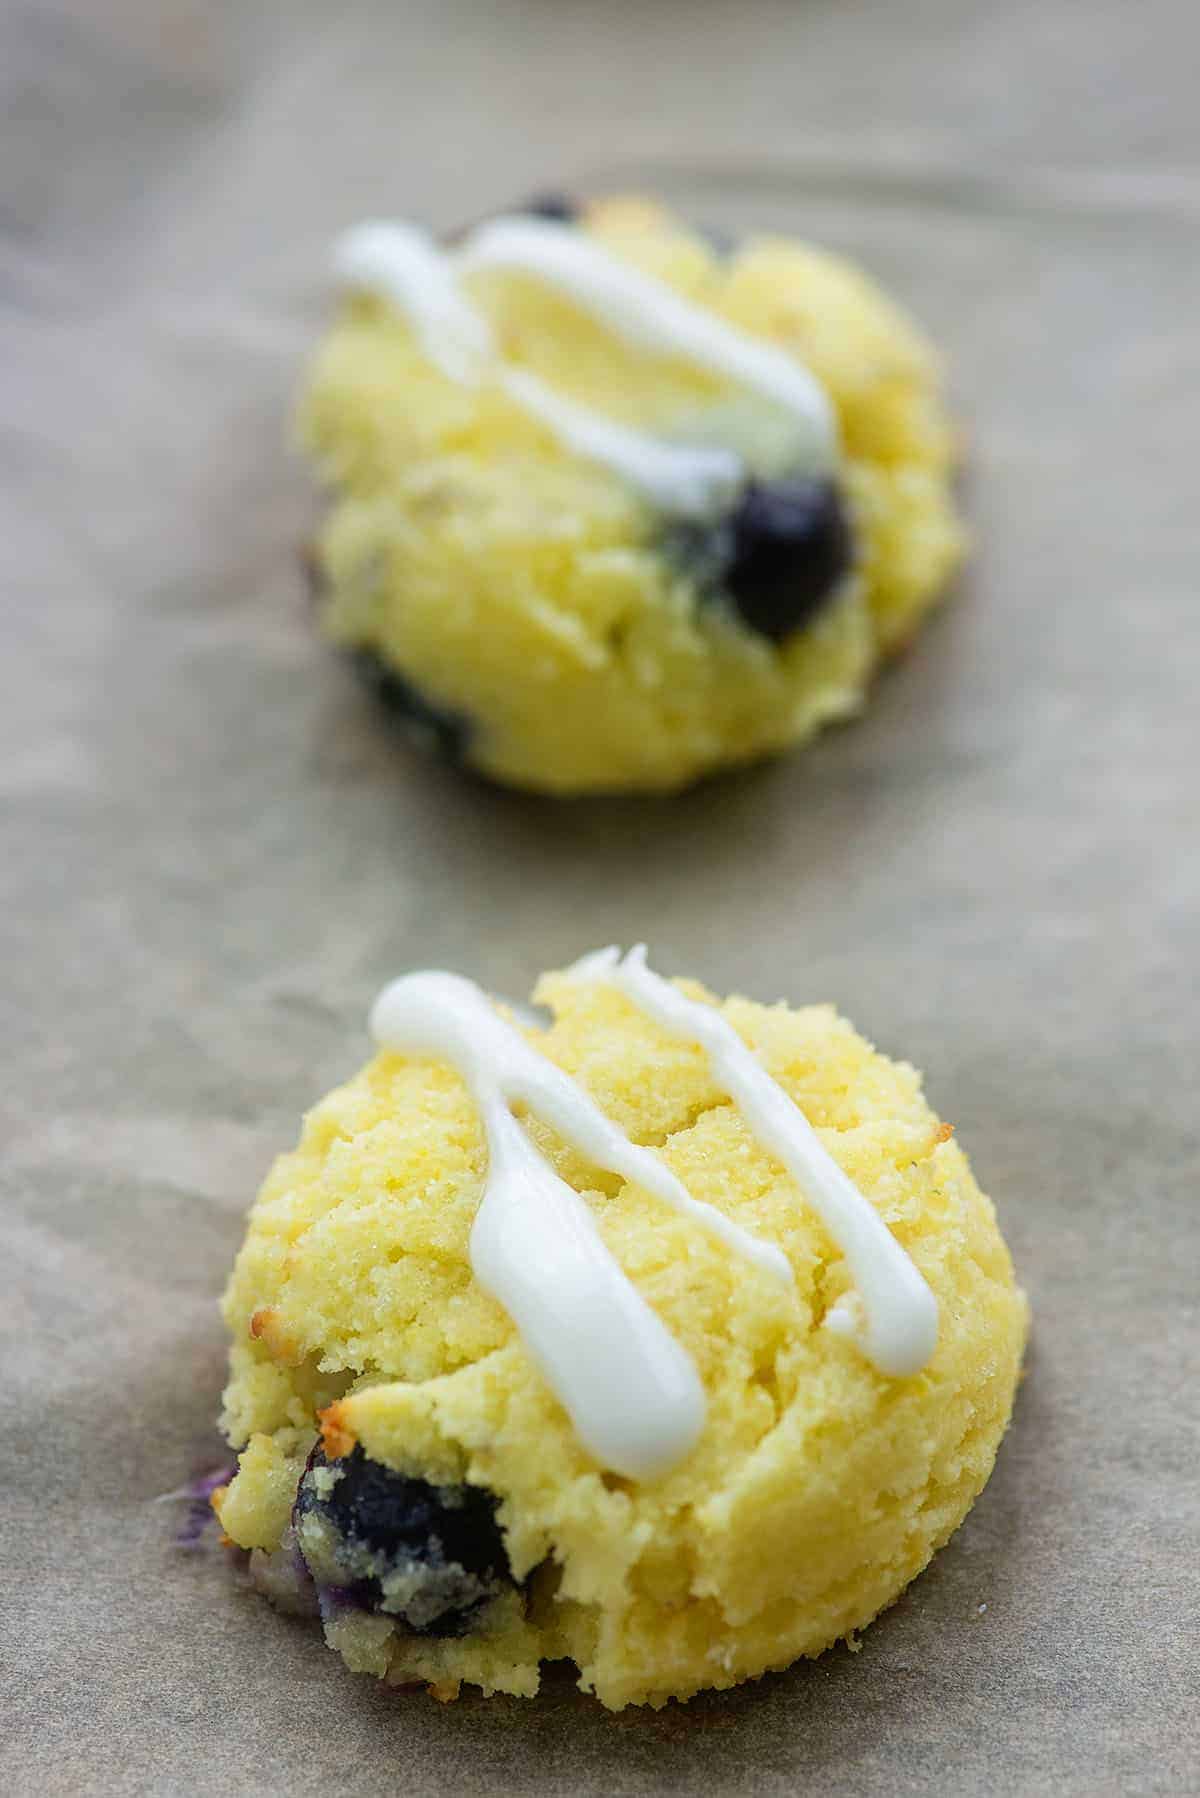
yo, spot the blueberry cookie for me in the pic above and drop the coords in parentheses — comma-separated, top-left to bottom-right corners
(300, 196, 964, 792)
(215, 950, 1026, 1708)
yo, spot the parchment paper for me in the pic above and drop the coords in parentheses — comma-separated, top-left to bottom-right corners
(3, 2, 1198, 1792)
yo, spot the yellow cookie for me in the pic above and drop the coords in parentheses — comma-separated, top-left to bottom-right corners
(216, 956, 1025, 1709)
(300, 195, 964, 792)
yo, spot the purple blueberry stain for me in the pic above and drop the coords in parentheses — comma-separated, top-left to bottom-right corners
(159, 1463, 236, 1552)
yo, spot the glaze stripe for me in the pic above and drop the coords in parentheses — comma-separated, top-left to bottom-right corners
(369, 969, 786, 1481)
(459, 216, 836, 467)
(369, 952, 937, 1483)
(573, 946, 939, 1377)
(333, 213, 834, 516)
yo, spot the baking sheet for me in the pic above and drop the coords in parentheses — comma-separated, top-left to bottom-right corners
(3, 2, 1198, 1792)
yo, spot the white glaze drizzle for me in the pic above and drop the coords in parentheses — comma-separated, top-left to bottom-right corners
(335, 222, 493, 384)
(369, 970, 789, 1481)
(459, 216, 836, 466)
(571, 946, 939, 1377)
(368, 953, 938, 1480)
(497, 366, 742, 517)
(333, 213, 834, 516)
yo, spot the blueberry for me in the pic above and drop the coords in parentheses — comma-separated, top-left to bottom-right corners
(698, 221, 735, 256)
(674, 477, 853, 644)
(518, 191, 579, 224)
(353, 650, 473, 765)
(294, 1445, 515, 1637)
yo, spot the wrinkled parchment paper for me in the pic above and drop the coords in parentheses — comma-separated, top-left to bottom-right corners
(3, 2, 1198, 1792)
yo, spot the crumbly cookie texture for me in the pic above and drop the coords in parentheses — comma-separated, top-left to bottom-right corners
(299, 196, 965, 793)
(217, 970, 1026, 1709)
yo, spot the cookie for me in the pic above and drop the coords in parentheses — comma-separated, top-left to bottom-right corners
(299, 196, 964, 792)
(215, 950, 1026, 1708)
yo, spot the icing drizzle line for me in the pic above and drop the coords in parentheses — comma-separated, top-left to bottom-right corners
(459, 217, 835, 460)
(574, 947, 939, 1379)
(333, 215, 835, 518)
(369, 953, 937, 1481)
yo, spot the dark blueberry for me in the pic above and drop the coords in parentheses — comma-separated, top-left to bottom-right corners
(672, 476, 853, 644)
(353, 649, 473, 765)
(300, 540, 326, 613)
(300, 1445, 506, 1576)
(722, 477, 853, 642)
(446, 193, 579, 246)
(294, 1445, 515, 1637)
(518, 191, 580, 224)
(698, 221, 736, 256)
